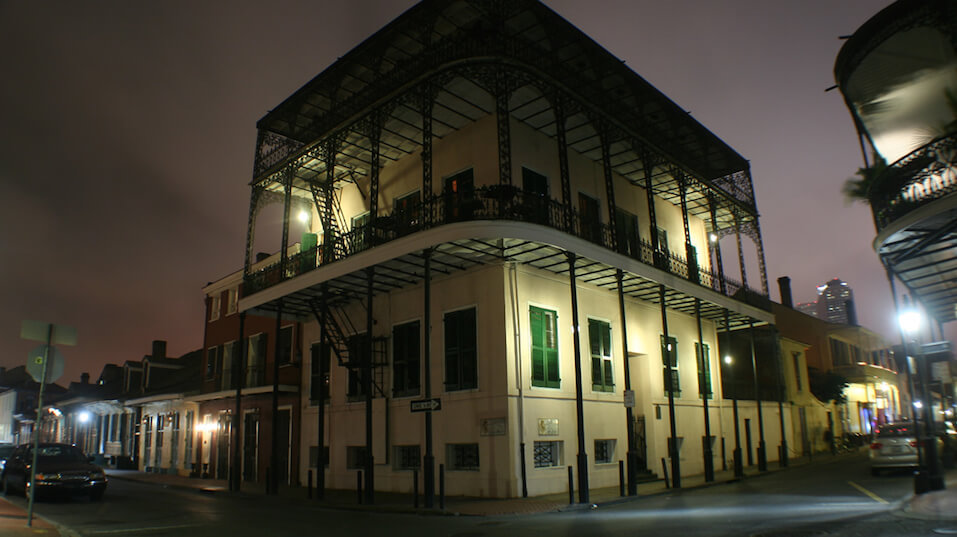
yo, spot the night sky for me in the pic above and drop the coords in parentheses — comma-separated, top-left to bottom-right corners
(2, 0, 936, 386)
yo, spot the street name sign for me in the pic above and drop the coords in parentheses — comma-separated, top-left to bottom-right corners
(410, 398, 441, 412)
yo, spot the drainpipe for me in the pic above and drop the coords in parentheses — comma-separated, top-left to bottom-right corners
(509, 262, 528, 497)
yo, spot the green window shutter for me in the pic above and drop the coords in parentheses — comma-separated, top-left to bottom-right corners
(530, 307, 559, 388)
(590, 320, 613, 392)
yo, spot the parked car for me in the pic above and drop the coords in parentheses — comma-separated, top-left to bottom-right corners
(1, 443, 107, 501)
(869, 422, 946, 476)
(0, 444, 14, 473)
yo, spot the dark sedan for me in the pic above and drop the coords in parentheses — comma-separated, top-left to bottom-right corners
(1, 443, 107, 501)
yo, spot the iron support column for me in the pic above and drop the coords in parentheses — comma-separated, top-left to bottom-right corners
(617, 270, 637, 495)
(678, 173, 697, 282)
(642, 152, 663, 268)
(567, 253, 589, 503)
(725, 310, 743, 478)
(659, 285, 680, 488)
(314, 288, 328, 499)
(695, 299, 714, 482)
(421, 85, 434, 228)
(774, 328, 788, 468)
(749, 322, 767, 472)
(601, 127, 618, 252)
(708, 194, 727, 295)
(423, 248, 435, 508)
(555, 96, 572, 232)
(232, 312, 246, 492)
(269, 300, 283, 494)
(734, 213, 748, 289)
(364, 267, 375, 504)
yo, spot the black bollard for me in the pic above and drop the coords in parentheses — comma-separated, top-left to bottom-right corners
(661, 457, 670, 489)
(619, 460, 625, 497)
(413, 469, 419, 508)
(357, 471, 363, 504)
(439, 464, 445, 510)
(567, 466, 574, 504)
(307, 470, 313, 499)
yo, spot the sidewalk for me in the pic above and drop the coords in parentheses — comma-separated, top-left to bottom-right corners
(0, 496, 62, 537)
(105, 451, 885, 517)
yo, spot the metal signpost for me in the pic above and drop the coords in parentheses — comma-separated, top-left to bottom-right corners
(20, 320, 75, 528)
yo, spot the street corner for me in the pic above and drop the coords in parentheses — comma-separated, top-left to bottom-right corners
(897, 489, 957, 521)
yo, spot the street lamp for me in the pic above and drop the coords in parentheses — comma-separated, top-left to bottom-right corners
(898, 307, 945, 493)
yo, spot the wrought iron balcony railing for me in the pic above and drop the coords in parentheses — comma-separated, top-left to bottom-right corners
(244, 186, 766, 308)
(871, 132, 957, 231)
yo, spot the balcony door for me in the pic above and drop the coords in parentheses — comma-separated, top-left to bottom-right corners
(444, 169, 474, 222)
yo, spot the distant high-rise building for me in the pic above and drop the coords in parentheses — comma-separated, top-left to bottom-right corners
(793, 279, 857, 325)
(815, 278, 857, 325)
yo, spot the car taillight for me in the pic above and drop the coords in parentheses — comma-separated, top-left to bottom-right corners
(870, 442, 882, 450)
(910, 440, 919, 447)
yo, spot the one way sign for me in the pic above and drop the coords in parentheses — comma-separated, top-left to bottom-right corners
(410, 398, 442, 412)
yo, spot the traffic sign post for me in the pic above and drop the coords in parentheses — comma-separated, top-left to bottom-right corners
(20, 320, 75, 528)
(410, 398, 442, 413)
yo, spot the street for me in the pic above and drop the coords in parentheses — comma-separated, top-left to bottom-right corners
(7, 452, 957, 537)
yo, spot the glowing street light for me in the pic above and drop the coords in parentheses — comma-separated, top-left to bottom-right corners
(298, 210, 310, 224)
(78, 411, 90, 424)
(898, 308, 922, 335)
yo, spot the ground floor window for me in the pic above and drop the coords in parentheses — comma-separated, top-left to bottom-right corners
(346, 446, 368, 470)
(594, 439, 616, 464)
(533, 440, 562, 468)
(309, 445, 329, 468)
(446, 443, 479, 471)
(393, 445, 421, 471)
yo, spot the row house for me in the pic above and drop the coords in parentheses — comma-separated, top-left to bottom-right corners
(228, 0, 781, 500)
(38, 341, 201, 475)
(198, 270, 302, 486)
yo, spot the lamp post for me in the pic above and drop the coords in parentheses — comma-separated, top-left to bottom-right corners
(725, 353, 744, 478)
(899, 307, 945, 493)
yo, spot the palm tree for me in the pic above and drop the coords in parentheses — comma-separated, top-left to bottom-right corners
(842, 153, 887, 205)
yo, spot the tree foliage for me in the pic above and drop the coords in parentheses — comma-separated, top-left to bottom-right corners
(807, 367, 848, 404)
(842, 153, 887, 205)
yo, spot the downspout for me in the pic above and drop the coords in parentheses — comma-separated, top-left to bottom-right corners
(508, 262, 528, 497)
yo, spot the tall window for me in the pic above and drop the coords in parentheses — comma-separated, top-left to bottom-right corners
(695, 342, 712, 399)
(209, 294, 221, 321)
(392, 321, 421, 397)
(614, 208, 639, 258)
(205, 346, 219, 380)
(656, 227, 669, 254)
(792, 352, 803, 392)
(522, 167, 549, 224)
(246, 334, 267, 387)
(278, 325, 293, 365)
(394, 190, 421, 235)
(221, 341, 237, 391)
(530, 306, 560, 388)
(310, 342, 331, 402)
(226, 287, 238, 315)
(589, 319, 614, 392)
(352, 212, 371, 251)
(661, 335, 679, 395)
(444, 169, 475, 223)
(347, 333, 370, 399)
(444, 308, 477, 391)
(578, 193, 601, 243)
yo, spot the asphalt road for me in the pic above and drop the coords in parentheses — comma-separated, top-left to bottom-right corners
(9, 453, 957, 537)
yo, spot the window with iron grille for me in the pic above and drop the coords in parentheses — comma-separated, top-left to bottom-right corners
(661, 335, 680, 395)
(308, 445, 329, 468)
(589, 319, 614, 392)
(594, 439, 616, 464)
(346, 446, 368, 470)
(393, 445, 421, 471)
(533, 440, 562, 468)
(446, 443, 479, 471)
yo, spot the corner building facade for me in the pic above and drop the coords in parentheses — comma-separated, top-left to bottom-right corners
(239, 0, 777, 498)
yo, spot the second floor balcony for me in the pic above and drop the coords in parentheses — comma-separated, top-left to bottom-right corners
(244, 185, 768, 311)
